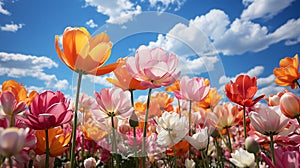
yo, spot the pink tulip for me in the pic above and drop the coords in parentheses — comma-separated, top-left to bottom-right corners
(174, 76, 210, 102)
(261, 145, 300, 168)
(23, 90, 73, 130)
(0, 127, 35, 157)
(280, 92, 300, 119)
(249, 105, 290, 136)
(0, 91, 26, 116)
(92, 87, 133, 122)
(126, 45, 180, 88)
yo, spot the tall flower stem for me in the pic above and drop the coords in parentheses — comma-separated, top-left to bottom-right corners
(111, 115, 119, 168)
(8, 157, 13, 168)
(226, 127, 232, 152)
(188, 100, 192, 158)
(45, 129, 50, 168)
(168, 129, 176, 167)
(177, 98, 181, 117)
(213, 137, 224, 167)
(254, 153, 259, 168)
(270, 134, 276, 166)
(142, 88, 152, 168)
(243, 105, 247, 139)
(200, 150, 208, 168)
(70, 72, 83, 168)
(129, 89, 139, 167)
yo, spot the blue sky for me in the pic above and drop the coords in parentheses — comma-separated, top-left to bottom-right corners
(0, 0, 300, 101)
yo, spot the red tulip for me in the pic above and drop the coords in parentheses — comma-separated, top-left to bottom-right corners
(225, 74, 264, 107)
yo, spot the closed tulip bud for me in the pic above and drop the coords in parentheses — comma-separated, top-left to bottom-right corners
(118, 124, 131, 134)
(129, 112, 139, 127)
(245, 137, 260, 153)
(280, 92, 300, 119)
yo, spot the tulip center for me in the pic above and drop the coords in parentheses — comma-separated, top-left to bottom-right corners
(107, 111, 116, 117)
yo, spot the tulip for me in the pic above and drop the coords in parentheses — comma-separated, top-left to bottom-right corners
(249, 104, 291, 166)
(0, 127, 30, 157)
(23, 90, 73, 130)
(55, 27, 117, 75)
(185, 127, 208, 151)
(185, 158, 196, 168)
(0, 91, 26, 126)
(174, 76, 210, 102)
(274, 54, 300, 89)
(280, 92, 300, 122)
(84, 157, 97, 168)
(34, 126, 71, 157)
(126, 45, 180, 89)
(225, 74, 265, 138)
(195, 88, 223, 111)
(229, 148, 255, 168)
(107, 57, 148, 91)
(155, 111, 188, 147)
(55, 27, 118, 167)
(1, 80, 37, 105)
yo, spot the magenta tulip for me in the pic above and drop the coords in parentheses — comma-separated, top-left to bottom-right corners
(23, 90, 73, 130)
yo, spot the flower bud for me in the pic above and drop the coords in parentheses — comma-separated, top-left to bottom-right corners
(245, 137, 260, 153)
(84, 157, 96, 168)
(129, 112, 139, 127)
(280, 92, 300, 119)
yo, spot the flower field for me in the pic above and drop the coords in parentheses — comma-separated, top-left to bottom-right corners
(0, 27, 300, 168)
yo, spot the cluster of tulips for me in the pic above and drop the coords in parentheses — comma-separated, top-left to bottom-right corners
(0, 26, 300, 168)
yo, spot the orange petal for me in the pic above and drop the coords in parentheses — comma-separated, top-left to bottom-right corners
(55, 35, 75, 71)
(93, 62, 119, 76)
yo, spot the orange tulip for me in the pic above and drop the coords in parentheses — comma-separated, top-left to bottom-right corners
(165, 79, 180, 92)
(196, 88, 223, 110)
(35, 127, 71, 157)
(1, 80, 37, 105)
(274, 54, 300, 89)
(106, 57, 147, 91)
(55, 27, 118, 76)
(166, 140, 189, 156)
(135, 92, 174, 119)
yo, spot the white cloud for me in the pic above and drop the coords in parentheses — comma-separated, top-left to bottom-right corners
(136, 95, 147, 103)
(219, 66, 264, 84)
(85, 74, 113, 87)
(0, 52, 69, 90)
(1, 23, 25, 32)
(241, 0, 295, 20)
(85, 0, 142, 24)
(86, 19, 98, 28)
(150, 9, 300, 56)
(0, 2, 10, 15)
(149, 0, 186, 12)
(178, 56, 219, 74)
(257, 74, 275, 86)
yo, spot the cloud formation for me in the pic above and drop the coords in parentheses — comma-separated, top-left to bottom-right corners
(0, 2, 10, 15)
(1, 23, 25, 32)
(149, 0, 186, 12)
(86, 19, 98, 28)
(241, 0, 295, 20)
(0, 52, 69, 90)
(85, 0, 142, 24)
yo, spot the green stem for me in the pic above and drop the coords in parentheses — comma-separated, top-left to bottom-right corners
(130, 89, 134, 107)
(226, 127, 232, 152)
(168, 129, 176, 168)
(213, 137, 223, 167)
(177, 98, 181, 117)
(45, 129, 50, 168)
(10, 114, 15, 127)
(133, 127, 137, 157)
(270, 134, 276, 166)
(142, 88, 152, 168)
(254, 153, 259, 168)
(8, 157, 13, 168)
(243, 106, 247, 139)
(200, 150, 208, 168)
(111, 116, 119, 168)
(70, 72, 83, 168)
(188, 100, 192, 159)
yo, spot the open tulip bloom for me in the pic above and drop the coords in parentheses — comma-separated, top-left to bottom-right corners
(2, 27, 300, 167)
